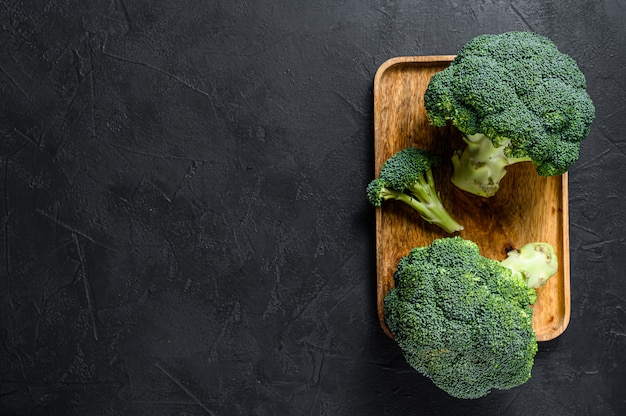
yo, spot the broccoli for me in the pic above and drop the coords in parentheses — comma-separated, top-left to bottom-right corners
(366, 147, 463, 233)
(502, 242, 558, 290)
(424, 31, 596, 197)
(384, 236, 558, 399)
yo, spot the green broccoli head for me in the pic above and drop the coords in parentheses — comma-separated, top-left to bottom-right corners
(366, 148, 463, 233)
(366, 178, 395, 207)
(384, 237, 538, 399)
(378, 147, 439, 191)
(424, 31, 595, 196)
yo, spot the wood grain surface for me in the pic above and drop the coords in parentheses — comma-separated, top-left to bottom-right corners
(373, 56, 571, 342)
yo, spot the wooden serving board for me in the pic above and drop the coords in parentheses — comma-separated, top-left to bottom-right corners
(373, 56, 571, 342)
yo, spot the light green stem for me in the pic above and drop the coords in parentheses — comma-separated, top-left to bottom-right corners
(451, 133, 531, 197)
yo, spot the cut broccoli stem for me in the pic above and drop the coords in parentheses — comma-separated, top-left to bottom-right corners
(451, 133, 532, 197)
(379, 182, 463, 234)
(501, 242, 558, 290)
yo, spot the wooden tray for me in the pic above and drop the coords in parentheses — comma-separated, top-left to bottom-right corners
(373, 56, 571, 342)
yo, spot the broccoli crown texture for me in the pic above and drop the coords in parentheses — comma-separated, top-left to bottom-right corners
(424, 31, 595, 177)
(366, 178, 395, 207)
(384, 237, 538, 399)
(366, 148, 463, 233)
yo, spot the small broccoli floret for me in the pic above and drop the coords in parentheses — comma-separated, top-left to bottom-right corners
(424, 31, 596, 197)
(384, 237, 560, 399)
(366, 148, 463, 233)
(501, 242, 558, 290)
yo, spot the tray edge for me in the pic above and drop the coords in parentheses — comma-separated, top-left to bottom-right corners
(536, 173, 571, 341)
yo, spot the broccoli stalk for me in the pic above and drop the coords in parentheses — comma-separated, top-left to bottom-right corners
(502, 242, 558, 290)
(367, 178, 461, 232)
(366, 148, 463, 233)
(451, 133, 532, 197)
(424, 31, 595, 197)
(384, 237, 558, 399)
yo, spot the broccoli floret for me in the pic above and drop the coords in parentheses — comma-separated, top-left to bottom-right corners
(424, 31, 596, 197)
(366, 148, 463, 233)
(384, 236, 558, 399)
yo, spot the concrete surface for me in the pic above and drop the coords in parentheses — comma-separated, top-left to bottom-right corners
(1, 0, 625, 414)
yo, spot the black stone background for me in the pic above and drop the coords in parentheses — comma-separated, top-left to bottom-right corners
(1, 1, 625, 415)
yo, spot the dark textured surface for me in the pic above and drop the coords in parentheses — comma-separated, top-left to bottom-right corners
(1, 1, 625, 415)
